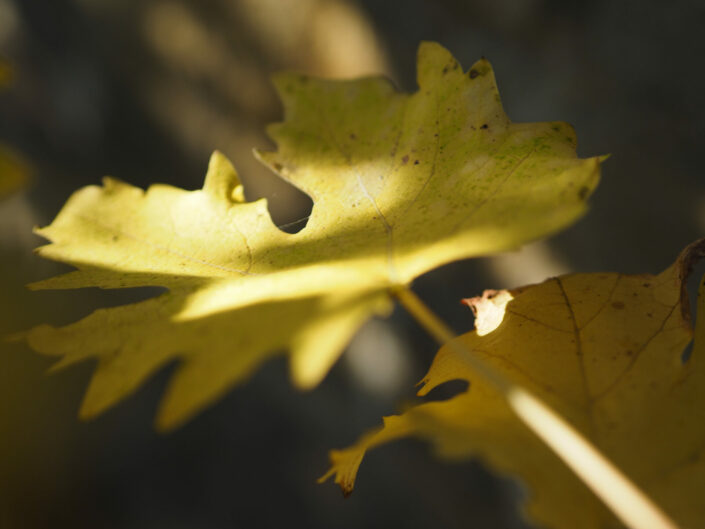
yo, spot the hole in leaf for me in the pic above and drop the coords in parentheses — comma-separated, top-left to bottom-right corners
(242, 140, 314, 234)
(683, 256, 705, 364)
(270, 189, 313, 233)
(275, 213, 312, 234)
(422, 379, 469, 402)
(681, 340, 694, 364)
(687, 270, 704, 320)
(262, 174, 313, 234)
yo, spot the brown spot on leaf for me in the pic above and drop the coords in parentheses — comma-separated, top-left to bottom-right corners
(469, 69, 479, 79)
(480, 124, 488, 130)
(578, 186, 590, 200)
(414, 160, 420, 165)
(273, 162, 283, 172)
(349, 133, 356, 140)
(401, 155, 409, 165)
(612, 301, 625, 309)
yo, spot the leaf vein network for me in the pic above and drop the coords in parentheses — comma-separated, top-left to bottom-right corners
(76, 213, 256, 277)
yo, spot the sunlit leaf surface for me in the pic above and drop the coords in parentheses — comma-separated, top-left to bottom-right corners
(27, 42, 601, 430)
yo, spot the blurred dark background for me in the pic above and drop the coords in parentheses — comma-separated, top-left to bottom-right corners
(1, 1, 704, 528)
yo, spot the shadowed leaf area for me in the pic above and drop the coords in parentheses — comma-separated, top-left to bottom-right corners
(321, 239, 705, 529)
(26, 42, 601, 430)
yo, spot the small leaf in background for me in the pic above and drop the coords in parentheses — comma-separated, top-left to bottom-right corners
(25, 42, 601, 430)
(322, 239, 705, 529)
(0, 144, 28, 200)
(0, 61, 28, 199)
(0, 58, 11, 86)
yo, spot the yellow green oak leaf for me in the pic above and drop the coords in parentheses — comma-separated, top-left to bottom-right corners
(25, 42, 602, 430)
(321, 239, 705, 529)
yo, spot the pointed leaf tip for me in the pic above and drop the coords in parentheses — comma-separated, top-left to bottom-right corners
(416, 41, 496, 89)
(204, 150, 245, 203)
(416, 41, 457, 87)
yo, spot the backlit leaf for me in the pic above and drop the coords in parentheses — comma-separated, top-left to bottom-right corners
(322, 239, 705, 529)
(26, 42, 601, 430)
